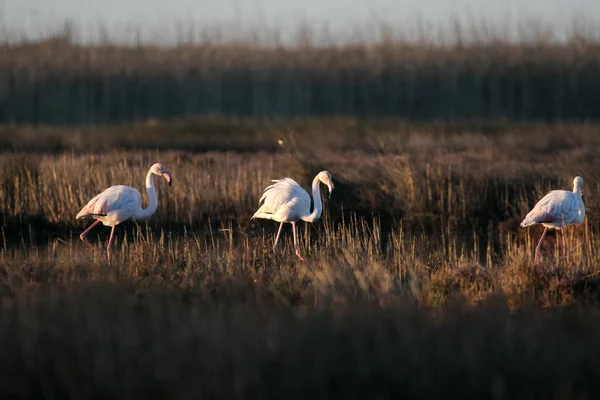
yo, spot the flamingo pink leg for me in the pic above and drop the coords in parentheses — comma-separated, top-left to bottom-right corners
(273, 221, 284, 251)
(79, 220, 103, 256)
(106, 225, 117, 258)
(292, 221, 304, 262)
(534, 227, 549, 264)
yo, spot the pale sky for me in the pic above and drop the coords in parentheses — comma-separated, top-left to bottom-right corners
(2, 0, 599, 44)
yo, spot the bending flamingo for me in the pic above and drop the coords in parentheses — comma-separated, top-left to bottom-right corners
(76, 163, 173, 257)
(252, 171, 334, 261)
(520, 176, 585, 263)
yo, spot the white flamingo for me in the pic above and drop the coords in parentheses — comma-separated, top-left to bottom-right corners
(520, 176, 585, 263)
(76, 163, 173, 257)
(252, 171, 334, 261)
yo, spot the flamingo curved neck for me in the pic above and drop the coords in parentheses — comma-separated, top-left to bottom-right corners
(134, 169, 158, 220)
(301, 175, 323, 223)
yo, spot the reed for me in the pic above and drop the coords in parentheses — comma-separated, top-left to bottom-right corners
(1, 18, 600, 123)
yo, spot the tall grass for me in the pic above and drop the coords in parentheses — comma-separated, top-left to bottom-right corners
(1, 210, 596, 309)
(0, 120, 599, 307)
(1, 19, 600, 123)
(1, 188, 600, 396)
(1, 120, 598, 230)
(1, 120, 600, 395)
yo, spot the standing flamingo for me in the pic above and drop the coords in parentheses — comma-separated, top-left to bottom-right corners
(76, 162, 173, 257)
(252, 171, 334, 261)
(520, 176, 585, 263)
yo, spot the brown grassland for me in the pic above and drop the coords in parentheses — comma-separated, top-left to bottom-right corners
(1, 118, 600, 397)
(3, 19, 600, 397)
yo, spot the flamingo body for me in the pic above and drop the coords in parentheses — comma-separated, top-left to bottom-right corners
(252, 171, 334, 261)
(76, 163, 172, 257)
(76, 185, 144, 227)
(520, 176, 585, 262)
(252, 178, 313, 223)
(520, 190, 585, 229)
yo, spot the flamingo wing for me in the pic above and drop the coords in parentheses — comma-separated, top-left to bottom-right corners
(77, 185, 142, 223)
(252, 178, 310, 221)
(520, 190, 579, 227)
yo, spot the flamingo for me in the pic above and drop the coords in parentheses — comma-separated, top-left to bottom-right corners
(252, 171, 334, 261)
(520, 176, 585, 263)
(76, 162, 173, 257)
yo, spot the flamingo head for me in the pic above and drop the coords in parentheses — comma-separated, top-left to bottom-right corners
(573, 176, 584, 197)
(318, 170, 335, 199)
(151, 163, 173, 186)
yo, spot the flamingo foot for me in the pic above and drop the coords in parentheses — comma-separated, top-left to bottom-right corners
(295, 250, 305, 262)
(79, 219, 103, 257)
(80, 236, 103, 257)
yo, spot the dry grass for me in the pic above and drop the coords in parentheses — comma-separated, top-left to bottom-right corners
(2, 236, 600, 397)
(1, 119, 599, 230)
(1, 213, 597, 309)
(0, 119, 599, 308)
(2, 119, 600, 396)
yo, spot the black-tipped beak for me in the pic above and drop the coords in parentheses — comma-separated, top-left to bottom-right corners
(162, 172, 173, 186)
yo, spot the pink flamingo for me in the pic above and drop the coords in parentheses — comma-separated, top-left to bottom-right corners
(76, 163, 173, 257)
(252, 171, 334, 261)
(520, 176, 585, 263)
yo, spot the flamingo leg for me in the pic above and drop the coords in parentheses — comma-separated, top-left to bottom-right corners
(292, 221, 304, 262)
(79, 220, 103, 256)
(106, 225, 117, 258)
(534, 227, 549, 264)
(273, 221, 284, 251)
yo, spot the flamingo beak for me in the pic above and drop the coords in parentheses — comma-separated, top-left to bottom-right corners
(328, 183, 334, 199)
(162, 172, 173, 186)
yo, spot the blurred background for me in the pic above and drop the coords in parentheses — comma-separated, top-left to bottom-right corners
(4, 0, 598, 43)
(1, 0, 600, 124)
